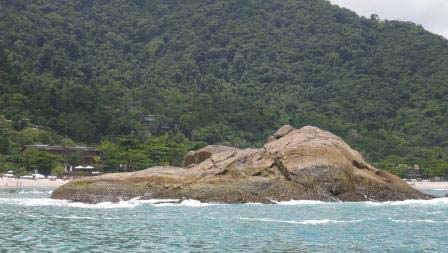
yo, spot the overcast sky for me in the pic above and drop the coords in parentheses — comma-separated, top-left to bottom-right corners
(328, 0, 448, 39)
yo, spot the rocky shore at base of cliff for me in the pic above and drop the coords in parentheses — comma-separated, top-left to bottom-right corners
(52, 125, 429, 203)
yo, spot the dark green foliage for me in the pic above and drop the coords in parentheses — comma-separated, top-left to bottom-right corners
(0, 130, 10, 155)
(0, 115, 71, 173)
(0, 0, 447, 176)
(99, 133, 199, 171)
(20, 149, 63, 175)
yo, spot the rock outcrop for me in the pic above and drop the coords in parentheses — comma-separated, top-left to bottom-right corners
(52, 125, 428, 203)
(183, 145, 238, 167)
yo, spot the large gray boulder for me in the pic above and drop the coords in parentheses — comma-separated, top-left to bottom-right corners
(52, 125, 428, 203)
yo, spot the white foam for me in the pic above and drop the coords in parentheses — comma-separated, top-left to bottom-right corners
(364, 197, 448, 206)
(388, 218, 448, 224)
(272, 200, 330, 205)
(0, 197, 216, 209)
(64, 198, 186, 208)
(17, 189, 53, 194)
(0, 197, 141, 209)
(153, 199, 217, 207)
(2, 196, 447, 208)
(273, 197, 448, 206)
(239, 217, 367, 225)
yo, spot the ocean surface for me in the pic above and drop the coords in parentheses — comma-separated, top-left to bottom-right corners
(1, 189, 448, 252)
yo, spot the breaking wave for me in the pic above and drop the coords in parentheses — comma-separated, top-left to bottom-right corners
(363, 197, 448, 206)
(272, 200, 331, 205)
(151, 199, 218, 207)
(17, 189, 54, 194)
(1, 195, 447, 209)
(0, 197, 217, 209)
(388, 218, 448, 224)
(272, 198, 448, 206)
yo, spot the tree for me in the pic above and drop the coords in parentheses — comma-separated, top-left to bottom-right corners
(370, 14, 380, 21)
(93, 155, 103, 172)
(65, 151, 84, 167)
(1, 0, 448, 176)
(21, 149, 62, 175)
(98, 141, 122, 172)
(51, 164, 65, 177)
(0, 132, 10, 155)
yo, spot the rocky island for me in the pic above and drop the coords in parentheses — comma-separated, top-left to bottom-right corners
(52, 125, 427, 203)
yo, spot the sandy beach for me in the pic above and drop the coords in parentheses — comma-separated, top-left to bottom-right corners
(407, 181, 448, 191)
(0, 177, 68, 189)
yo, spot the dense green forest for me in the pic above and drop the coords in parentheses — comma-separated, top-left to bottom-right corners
(1, 0, 448, 177)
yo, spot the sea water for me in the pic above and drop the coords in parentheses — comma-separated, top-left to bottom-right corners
(0, 189, 448, 252)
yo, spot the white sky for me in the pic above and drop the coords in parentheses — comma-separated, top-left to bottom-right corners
(328, 0, 448, 39)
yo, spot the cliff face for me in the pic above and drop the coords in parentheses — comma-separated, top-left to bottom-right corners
(52, 126, 427, 203)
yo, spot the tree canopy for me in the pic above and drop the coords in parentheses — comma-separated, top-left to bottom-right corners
(0, 0, 448, 176)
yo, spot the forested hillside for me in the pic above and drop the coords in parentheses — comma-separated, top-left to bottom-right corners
(1, 0, 448, 176)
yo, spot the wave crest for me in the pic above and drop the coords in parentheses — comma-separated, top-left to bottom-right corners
(0, 197, 216, 209)
(364, 197, 448, 206)
(272, 200, 330, 205)
(17, 189, 53, 194)
(388, 218, 448, 223)
(1, 196, 447, 208)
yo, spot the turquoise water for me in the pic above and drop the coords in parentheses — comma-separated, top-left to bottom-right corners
(1, 190, 448, 252)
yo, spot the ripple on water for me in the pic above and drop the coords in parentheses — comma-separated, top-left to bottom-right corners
(238, 217, 371, 225)
(1, 192, 448, 252)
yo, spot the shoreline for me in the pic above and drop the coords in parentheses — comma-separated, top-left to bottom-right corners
(407, 181, 448, 190)
(1, 177, 447, 194)
(0, 178, 68, 190)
